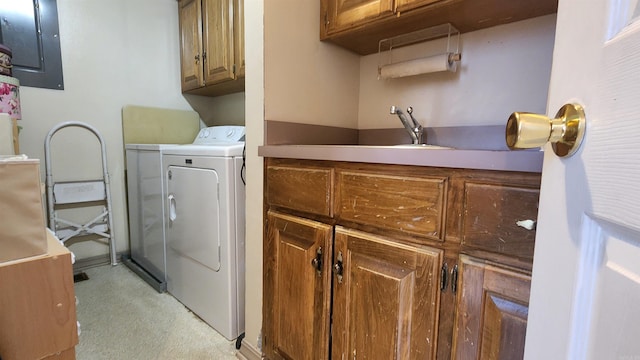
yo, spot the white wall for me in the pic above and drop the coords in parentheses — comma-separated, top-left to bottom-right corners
(185, 92, 246, 126)
(18, 0, 194, 259)
(243, 0, 265, 354)
(241, 0, 361, 354)
(264, 0, 360, 127)
(359, 15, 556, 129)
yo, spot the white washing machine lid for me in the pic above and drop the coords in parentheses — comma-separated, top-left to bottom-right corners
(128, 126, 245, 156)
(161, 143, 244, 156)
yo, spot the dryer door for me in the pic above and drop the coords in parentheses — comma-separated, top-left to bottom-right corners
(166, 165, 221, 272)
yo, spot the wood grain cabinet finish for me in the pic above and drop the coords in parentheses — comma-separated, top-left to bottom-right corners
(395, 0, 445, 12)
(337, 170, 446, 241)
(461, 182, 540, 261)
(264, 211, 333, 360)
(332, 227, 443, 359)
(263, 158, 541, 360)
(323, 0, 394, 36)
(320, 0, 557, 55)
(178, 0, 244, 96)
(266, 164, 335, 218)
(452, 255, 531, 360)
(178, 0, 202, 91)
(322, 0, 446, 36)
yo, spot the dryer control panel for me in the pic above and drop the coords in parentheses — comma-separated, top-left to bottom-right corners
(192, 126, 245, 145)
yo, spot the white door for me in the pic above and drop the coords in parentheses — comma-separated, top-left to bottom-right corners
(523, 1, 640, 359)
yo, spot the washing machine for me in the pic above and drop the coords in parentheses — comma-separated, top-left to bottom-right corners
(162, 126, 245, 341)
(124, 143, 177, 292)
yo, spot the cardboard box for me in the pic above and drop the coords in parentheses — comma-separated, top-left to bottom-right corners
(0, 231, 78, 360)
(0, 157, 47, 262)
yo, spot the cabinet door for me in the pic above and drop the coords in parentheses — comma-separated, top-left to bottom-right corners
(178, 0, 204, 91)
(326, 0, 394, 34)
(332, 227, 443, 359)
(452, 255, 530, 360)
(202, 0, 235, 85)
(394, 0, 445, 13)
(264, 211, 333, 360)
(233, 0, 245, 78)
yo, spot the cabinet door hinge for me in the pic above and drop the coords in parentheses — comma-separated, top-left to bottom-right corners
(233, 63, 236, 77)
(324, 11, 329, 28)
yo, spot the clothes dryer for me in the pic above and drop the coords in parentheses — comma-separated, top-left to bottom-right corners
(162, 126, 245, 341)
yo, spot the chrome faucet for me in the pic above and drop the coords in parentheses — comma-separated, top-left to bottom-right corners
(390, 105, 423, 145)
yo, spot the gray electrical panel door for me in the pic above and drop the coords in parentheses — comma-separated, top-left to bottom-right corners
(0, 0, 64, 89)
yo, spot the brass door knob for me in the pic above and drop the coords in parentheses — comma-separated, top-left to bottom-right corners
(506, 103, 586, 157)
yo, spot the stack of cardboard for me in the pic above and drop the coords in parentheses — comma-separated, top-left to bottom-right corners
(0, 157, 78, 359)
(0, 157, 47, 262)
(0, 232, 78, 360)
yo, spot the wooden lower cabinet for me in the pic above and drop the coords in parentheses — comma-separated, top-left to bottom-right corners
(332, 227, 443, 359)
(263, 158, 540, 360)
(451, 255, 531, 360)
(264, 211, 333, 360)
(264, 211, 443, 359)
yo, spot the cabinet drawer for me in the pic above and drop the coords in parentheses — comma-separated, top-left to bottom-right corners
(337, 171, 446, 240)
(266, 165, 334, 217)
(462, 183, 539, 260)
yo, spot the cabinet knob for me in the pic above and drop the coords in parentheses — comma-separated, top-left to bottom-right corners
(194, 54, 200, 64)
(332, 262, 343, 276)
(506, 103, 586, 157)
(311, 247, 322, 275)
(440, 263, 448, 291)
(333, 251, 344, 284)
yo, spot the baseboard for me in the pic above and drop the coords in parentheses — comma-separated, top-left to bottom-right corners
(73, 252, 125, 273)
(237, 342, 263, 360)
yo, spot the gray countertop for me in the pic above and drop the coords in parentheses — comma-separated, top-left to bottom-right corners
(258, 145, 544, 173)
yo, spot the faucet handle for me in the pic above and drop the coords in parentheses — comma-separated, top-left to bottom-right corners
(406, 107, 420, 128)
(390, 105, 398, 114)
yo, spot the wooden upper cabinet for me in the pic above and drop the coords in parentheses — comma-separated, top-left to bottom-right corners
(234, 0, 245, 78)
(202, 0, 234, 85)
(452, 255, 531, 360)
(178, 0, 244, 96)
(264, 211, 333, 360)
(325, 0, 394, 35)
(332, 227, 443, 359)
(320, 0, 557, 55)
(178, 0, 203, 91)
(394, 0, 444, 13)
